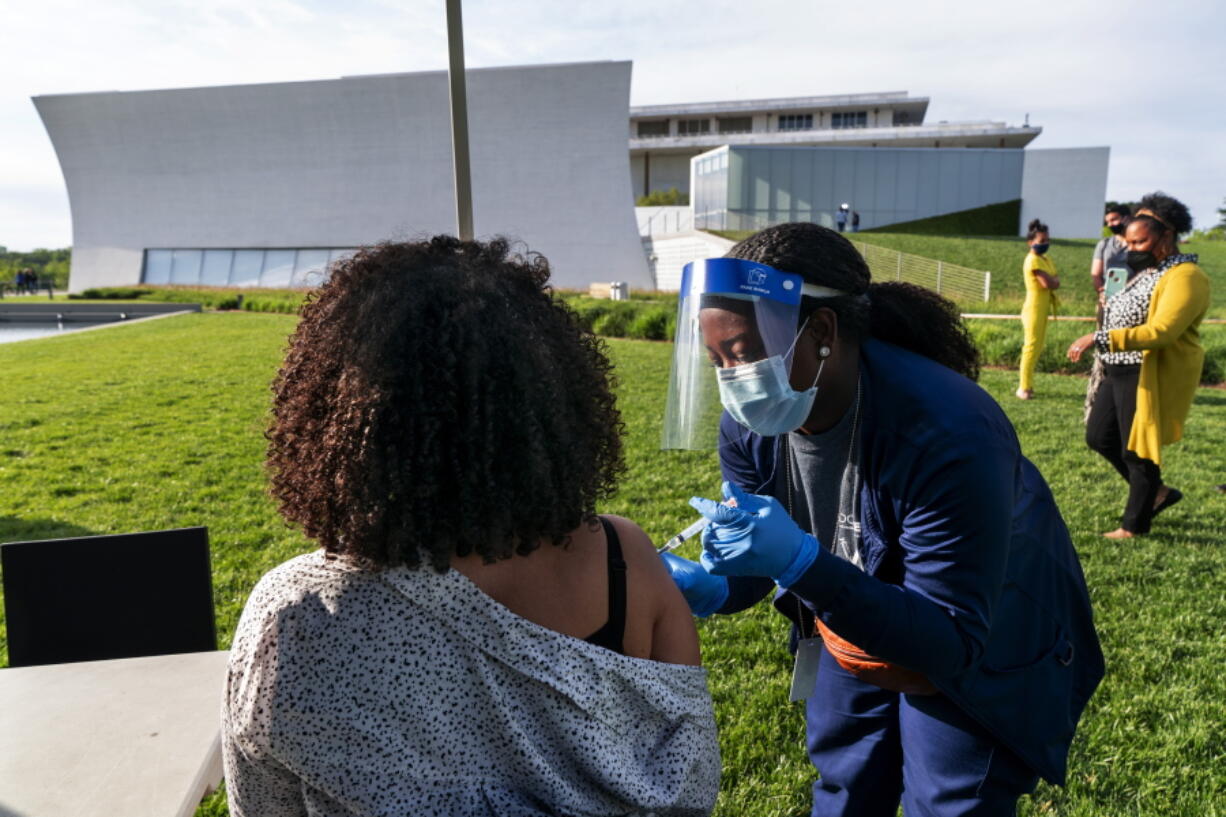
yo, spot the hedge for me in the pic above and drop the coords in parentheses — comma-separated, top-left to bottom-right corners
(67, 286, 1224, 383)
(559, 295, 676, 341)
(72, 285, 305, 313)
(965, 319, 1226, 385)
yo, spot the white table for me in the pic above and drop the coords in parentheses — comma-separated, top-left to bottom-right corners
(0, 650, 230, 817)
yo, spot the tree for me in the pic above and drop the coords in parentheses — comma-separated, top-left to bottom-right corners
(0, 246, 72, 289)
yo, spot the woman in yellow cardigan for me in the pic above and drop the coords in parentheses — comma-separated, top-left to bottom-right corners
(1018, 218, 1060, 399)
(1067, 192, 1210, 538)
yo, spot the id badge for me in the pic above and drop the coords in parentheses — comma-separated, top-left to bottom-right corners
(789, 638, 823, 702)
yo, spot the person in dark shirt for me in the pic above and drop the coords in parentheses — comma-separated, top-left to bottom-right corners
(663, 222, 1103, 817)
(1093, 204, 1132, 322)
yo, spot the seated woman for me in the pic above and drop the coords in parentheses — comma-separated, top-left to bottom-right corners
(222, 237, 720, 816)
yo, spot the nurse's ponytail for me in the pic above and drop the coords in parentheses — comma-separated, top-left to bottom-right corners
(864, 280, 980, 380)
(727, 222, 981, 380)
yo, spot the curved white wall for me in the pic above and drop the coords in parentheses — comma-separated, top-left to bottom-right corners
(35, 61, 650, 292)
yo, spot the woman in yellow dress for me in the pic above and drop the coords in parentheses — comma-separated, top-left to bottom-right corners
(1017, 218, 1060, 399)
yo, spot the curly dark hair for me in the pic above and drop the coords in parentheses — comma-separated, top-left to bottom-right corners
(727, 222, 981, 380)
(267, 236, 626, 571)
(1133, 191, 1193, 237)
(1026, 218, 1049, 240)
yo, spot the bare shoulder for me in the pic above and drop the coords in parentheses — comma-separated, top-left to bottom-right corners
(601, 514, 668, 578)
(602, 514, 702, 666)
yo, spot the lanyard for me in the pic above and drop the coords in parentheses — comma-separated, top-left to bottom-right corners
(784, 376, 862, 636)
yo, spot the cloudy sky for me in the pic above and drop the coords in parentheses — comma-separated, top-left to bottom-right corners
(3, 0, 1222, 250)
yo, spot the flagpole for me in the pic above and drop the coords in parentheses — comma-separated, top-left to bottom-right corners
(445, 0, 474, 240)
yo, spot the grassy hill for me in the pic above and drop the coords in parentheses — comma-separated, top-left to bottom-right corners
(710, 230, 1225, 319)
(868, 199, 1021, 236)
(853, 233, 1225, 319)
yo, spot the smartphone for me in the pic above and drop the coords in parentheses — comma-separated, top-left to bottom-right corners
(1104, 267, 1128, 300)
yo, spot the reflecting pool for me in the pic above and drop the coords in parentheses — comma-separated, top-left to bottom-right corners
(0, 323, 104, 344)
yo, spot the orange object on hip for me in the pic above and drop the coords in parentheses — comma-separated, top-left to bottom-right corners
(814, 617, 937, 696)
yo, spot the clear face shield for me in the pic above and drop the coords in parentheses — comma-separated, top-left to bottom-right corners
(662, 258, 812, 450)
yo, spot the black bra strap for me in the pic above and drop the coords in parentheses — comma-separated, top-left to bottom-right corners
(584, 516, 627, 654)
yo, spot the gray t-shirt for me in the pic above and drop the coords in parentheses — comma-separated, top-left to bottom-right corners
(784, 395, 863, 568)
(1094, 234, 1131, 282)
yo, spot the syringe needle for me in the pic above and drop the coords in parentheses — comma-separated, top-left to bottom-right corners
(658, 517, 711, 553)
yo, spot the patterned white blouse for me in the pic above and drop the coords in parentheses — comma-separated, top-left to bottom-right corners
(222, 551, 720, 816)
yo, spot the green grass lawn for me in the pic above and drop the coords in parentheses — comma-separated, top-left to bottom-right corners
(1, 313, 1224, 815)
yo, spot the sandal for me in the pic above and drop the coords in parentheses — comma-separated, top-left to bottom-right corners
(1152, 487, 1183, 518)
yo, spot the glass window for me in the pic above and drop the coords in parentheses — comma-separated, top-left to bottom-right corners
(329, 248, 357, 266)
(292, 249, 331, 287)
(832, 111, 869, 129)
(677, 118, 710, 135)
(636, 120, 669, 137)
(717, 116, 752, 134)
(230, 250, 264, 287)
(143, 248, 363, 288)
(200, 250, 233, 287)
(260, 250, 296, 288)
(778, 114, 814, 131)
(170, 250, 203, 285)
(144, 250, 172, 284)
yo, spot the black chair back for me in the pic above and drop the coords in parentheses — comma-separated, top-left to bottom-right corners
(2, 527, 216, 667)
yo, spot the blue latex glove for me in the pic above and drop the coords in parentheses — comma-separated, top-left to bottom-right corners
(689, 481, 819, 588)
(660, 551, 729, 617)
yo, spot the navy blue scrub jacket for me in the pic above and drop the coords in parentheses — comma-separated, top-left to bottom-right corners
(716, 338, 1104, 785)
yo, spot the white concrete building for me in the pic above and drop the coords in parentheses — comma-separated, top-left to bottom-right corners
(36, 61, 651, 293)
(35, 65, 1107, 294)
(689, 144, 1109, 238)
(1019, 148, 1113, 241)
(629, 91, 1041, 200)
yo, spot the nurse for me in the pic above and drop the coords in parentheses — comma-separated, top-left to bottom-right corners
(661, 223, 1104, 817)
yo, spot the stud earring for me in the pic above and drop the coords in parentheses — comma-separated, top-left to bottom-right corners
(819, 346, 831, 358)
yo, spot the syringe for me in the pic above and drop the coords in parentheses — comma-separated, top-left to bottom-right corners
(658, 517, 711, 553)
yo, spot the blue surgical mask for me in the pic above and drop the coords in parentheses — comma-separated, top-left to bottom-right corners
(1032, 243, 1049, 255)
(716, 331, 824, 436)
